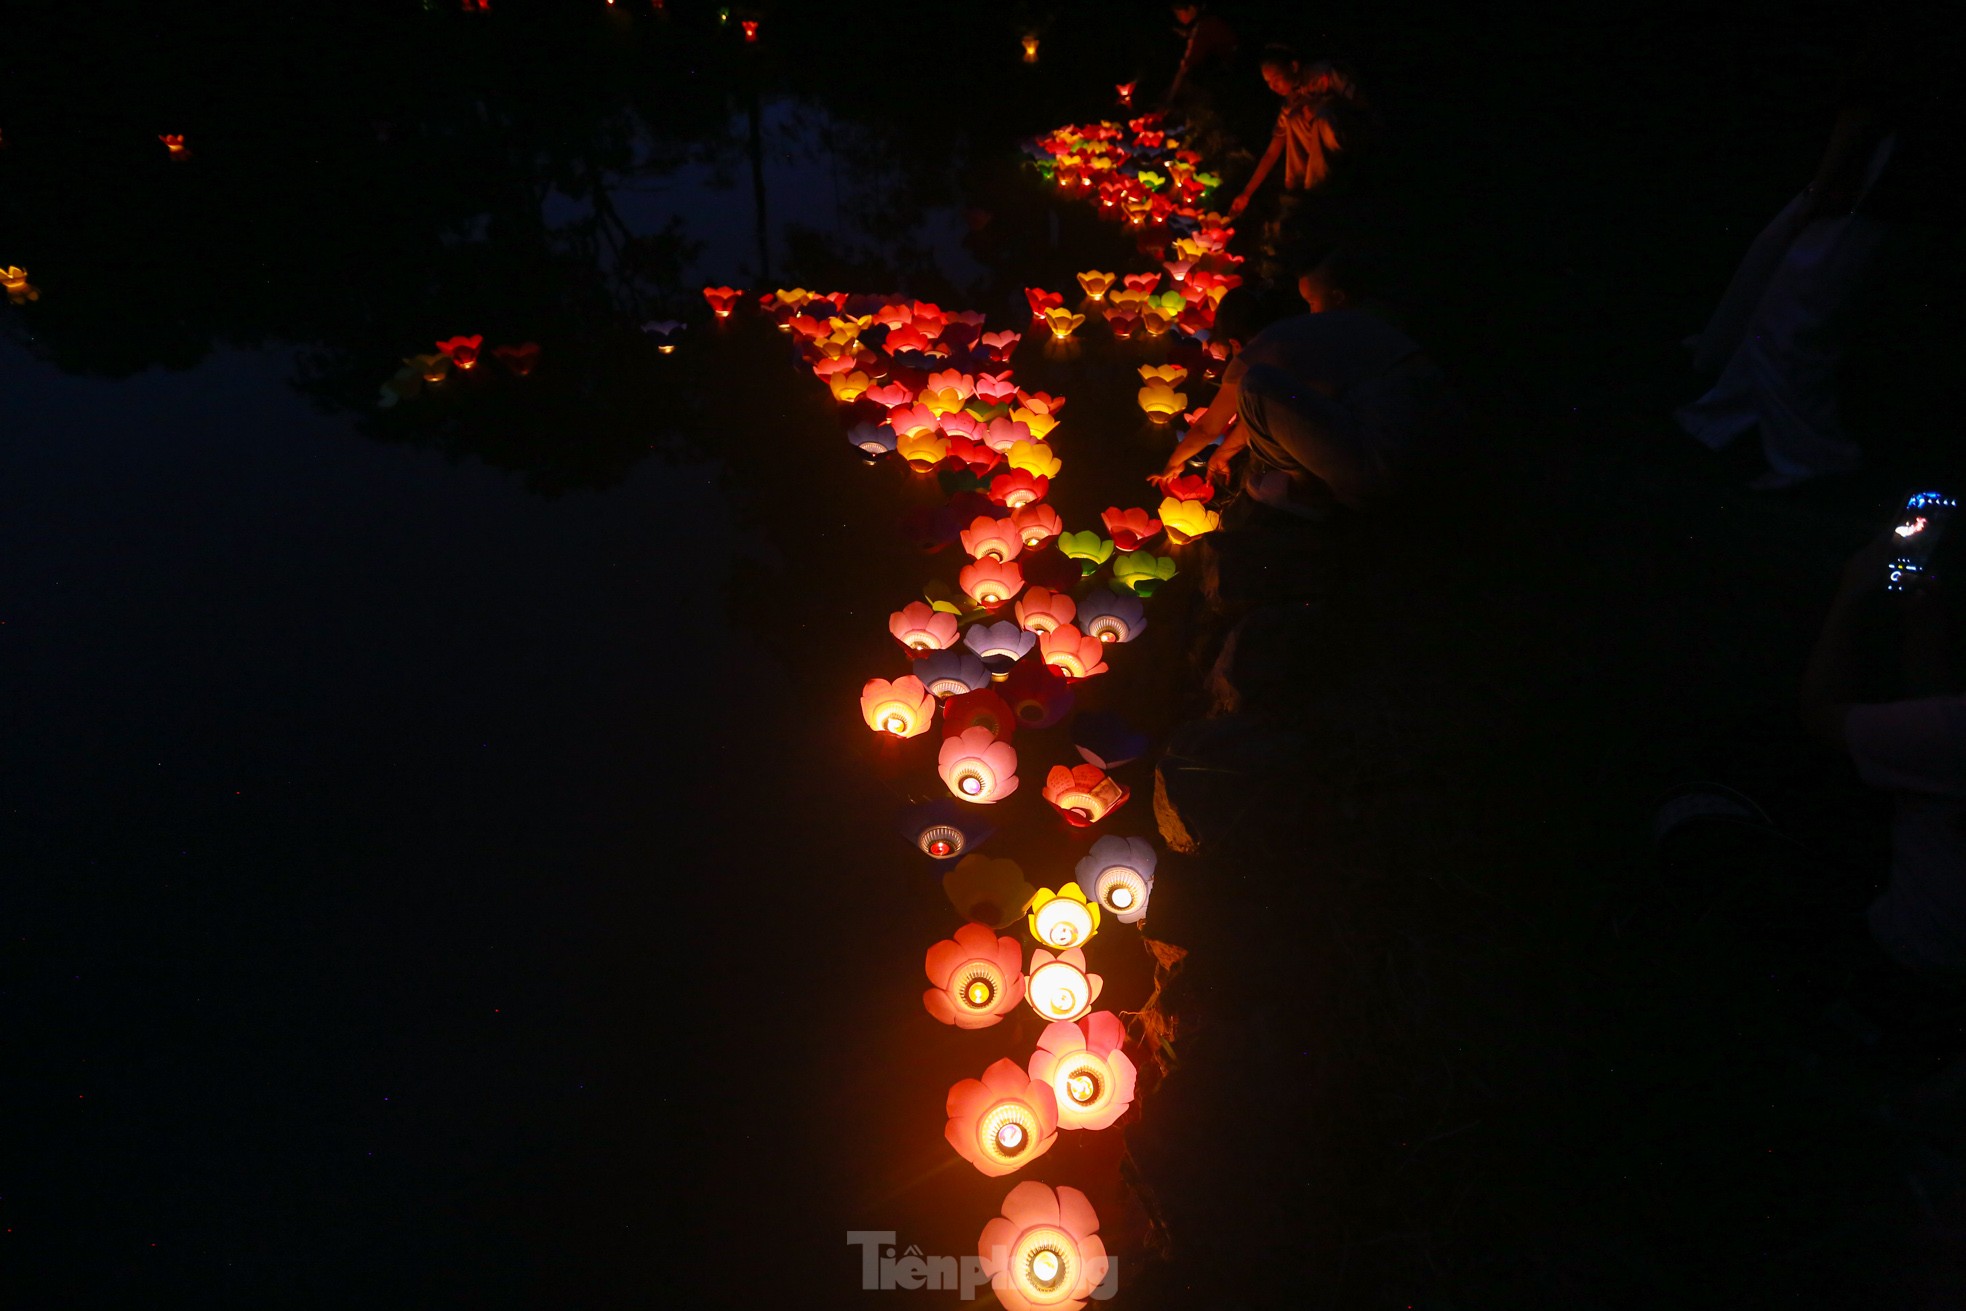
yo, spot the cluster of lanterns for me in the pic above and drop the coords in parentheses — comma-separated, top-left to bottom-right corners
(706, 97, 1252, 1311)
(378, 335, 539, 406)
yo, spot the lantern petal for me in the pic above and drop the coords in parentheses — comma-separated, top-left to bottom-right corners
(1000, 1180, 1062, 1231)
(925, 938, 969, 989)
(923, 989, 960, 1025)
(977, 1218, 1019, 1275)
(1056, 1185, 1102, 1246)
(947, 1076, 996, 1120)
(982, 1056, 1033, 1097)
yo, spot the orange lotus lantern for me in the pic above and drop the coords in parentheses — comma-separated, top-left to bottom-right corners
(1041, 307, 1085, 339)
(979, 329, 1022, 362)
(828, 370, 873, 402)
(436, 335, 483, 370)
(988, 470, 1049, 509)
(960, 515, 1023, 563)
(159, 134, 190, 159)
(1025, 947, 1101, 1022)
(702, 285, 744, 317)
(1005, 439, 1061, 480)
(1014, 586, 1077, 635)
(959, 558, 1025, 610)
(940, 726, 1020, 803)
(896, 428, 951, 471)
(1037, 625, 1110, 681)
(924, 921, 1025, 1028)
(1158, 494, 1221, 542)
(1116, 82, 1136, 106)
(1010, 503, 1064, 549)
(1137, 378, 1187, 419)
(2, 265, 37, 303)
(1140, 308, 1174, 337)
(1027, 883, 1100, 951)
(978, 1182, 1110, 1311)
(859, 674, 935, 738)
(1075, 271, 1116, 301)
(1021, 33, 1039, 61)
(947, 1058, 1059, 1177)
(1100, 506, 1162, 552)
(1043, 763, 1130, 826)
(1138, 362, 1188, 388)
(1029, 1012, 1137, 1132)
(890, 600, 960, 653)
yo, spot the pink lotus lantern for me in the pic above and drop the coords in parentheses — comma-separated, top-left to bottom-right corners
(887, 403, 940, 439)
(980, 415, 1034, 453)
(1015, 587, 1077, 634)
(921, 369, 976, 416)
(1122, 272, 1161, 295)
(702, 285, 744, 317)
(890, 600, 960, 653)
(1038, 626, 1110, 681)
(923, 921, 1025, 1028)
(1042, 308, 1085, 339)
(1025, 948, 1101, 1022)
(977, 1183, 1110, 1311)
(940, 727, 1020, 803)
(1101, 507, 1162, 552)
(1028, 1013, 1136, 1132)
(859, 675, 935, 738)
(960, 515, 1023, 563)
(863, 380, 914, 409)
(974, 371, 1019, 406)
(947, 1059, 1060, 1177)
(1163, 257, 1195, 283)
(960, 558, 1025, 609)
(1075, 270, 1116, 300)
(1042, 764, 1130, 826)
(1010, 504, 1064, 549)
(1025, 287, 1064, 319)
(1006, 439, 1062, 480)
(979, 330, 1022, 362)
(989, 470, 1049, 510)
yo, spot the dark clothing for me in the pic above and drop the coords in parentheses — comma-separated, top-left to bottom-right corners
(1173, 13, 1237, 88)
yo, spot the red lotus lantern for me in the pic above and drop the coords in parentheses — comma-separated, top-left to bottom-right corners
(1024, 287, 1065, 320)
(702, 285, 744, 318)
(946, 434, 1003, 476)
(1009, 503, 1063, 549)
(436, 335, 483, 370)
(1116, 82, 1136, 107)
(889, 601, 960, 653)
(1038, 626, 1110, 682)
(1014, 587, 1076, 635)
(959, 558, 1025, 610)
(923, 922, 1025, 1028)
(1122, 271, 1161, 295)
(946, 1058, 1060, 1177)
(1100, 506, 1162, 552)
(740, 17, 758, 41)
(859, 675, 935, 738)
(1001, 660, 1073, 729)
(960, 515, 1023, 563)
(1042, 763, 1129, 826)
(486, 343, 536, 376)
(159, 134, 190, 159)
(1159, 473, 1214, 503)
(988, 470, 1049, 510)
(944, 688, 1016, 741)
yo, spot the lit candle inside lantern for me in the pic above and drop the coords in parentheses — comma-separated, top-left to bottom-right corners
(1026, 884, 1100, 950)
(702, 285, 744, 318)
(946, 1059, 1059, 1176)
(923, 921, 1025, 1028)
(159, 134, 190, 159)
(859, 675, 935, 738)
(1075, 835, 1157, 923)
(1014, 587, 1077, 635)
(939, 726, 1020, 804)
(1028, 1011, 1137, 1131)
(978, 1184, 1109, 1311)
(1024, 948, 1101, 1022)
(959, 558, 1026, 610)
(1021, 33, 1040, 61)
(1010, 504, 1063, 548)
(1037, 625, 1109, 682)
(1042, 763, 1130, 826)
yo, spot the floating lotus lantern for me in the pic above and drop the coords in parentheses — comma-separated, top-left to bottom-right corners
(1164, 257, 1195, 284)
(1140, 308, 1174, 337)
(890, 600, 960, 653)
(1138, 379, 1187, 419)
(1105, 309, 1139, 339)
(848, 422, 897, 457)
(406, 352, 450, 385)
(974, 371, 1019, 407)
(860, 675, 935, 739)
(1043, 763, 1130, 826)
(2, 265, 38, 303)
(641, 320, 684, 353)
(1111, 552, 1177, 597)
(1001, 660, 1075, 730)
(702, 285, 744, 317)
(1014, 587, 1077, 635)
(924, 921, 1026, 1028)
(1041, 307, 1085, 340)
(159, 133, 190, 159)
(921, 369, 975, 416)
(979, 415, 1033, 453)
(946, 434, 1002, 477)
(491, 343, 539, 376)
(988, 470, 1049, 511)
(1159, 472, 1214, 503)
(1138, 363, 1188, 388)
(1025, 947, 1101, 1022)
(1024, 287, 1064, 320)
(740, 17, 758, 41)
(1075, 588, 1146, 644)
(1021, 33, 1039, 61)
(1116, 82, 1136, 106)
(1075, 271, 1116, 300)
(1029, 1013, 1137, 1132)
(916, 649, 991, 698)
(862, 380, 913, 409)
(959, 515, 1022, 563)
(896, 427, 952, 472)
(1075, 835, 1156, 923)
(964, 620, 1037, 676)
(884, 324, 932, 354)
(959, 558, 1025, 610)
(945, 853, 1035, 929)
(948, 1059, 1060, 1179)
(977, 1182, 1109, 1311)
(940, 726, 1020, 803)
(944, 687, 1017, 741)
(1006, 439, 1061, 481)
(1027, 883, 1100, 951)
(1056, 532, 1114, 575)
(1007, 504, 1063, 550)
(1158, 495, 1221, 542)
(1008, 406, 1058, 441)
(828, 370, 873, 403)
(979, 330, 1022, 362)
(435, 335, 483, 370)
(1037, 625, 1110, 682)
(903, 798, 994, 862)
(887, 403, 941, 439)
(1100, 507, 1162, 552)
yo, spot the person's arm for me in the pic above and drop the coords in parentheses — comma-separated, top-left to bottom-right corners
(1229, 135, 1282, 216)
(1152, 378, 1239, 483)
(1203, 422, 1248, 481)
(1802, 533, 1898, 745)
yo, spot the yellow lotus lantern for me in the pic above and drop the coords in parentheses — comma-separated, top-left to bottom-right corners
(1009, 406, 1058, 440)
(1028, 1013, 1137, 1132)
(859, 674, 935, 738)
(1158, 495, 1221, 543)
(1137, 379, 1187, 420)
(977, 1183, 1110, 1311)
(1027, 883, 1100, 951)
(1041, 307, 1084, 339)
(2, 265, 38, 303)
(1005, 439, 1062, 480)
(946, 1058, 1060, 1177)
(406, 353, 450, 384)
(896, 428, 951, 471)
(1075, 271, 1115, 300)
(828, 370, 872, 402)
(1025, 947, 1101, 1022)
(1138, 363, 1188, 387)
(1140, 309, 1174, 336)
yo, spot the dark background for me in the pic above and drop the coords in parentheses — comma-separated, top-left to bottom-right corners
(3, 0, 1962, 1307)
